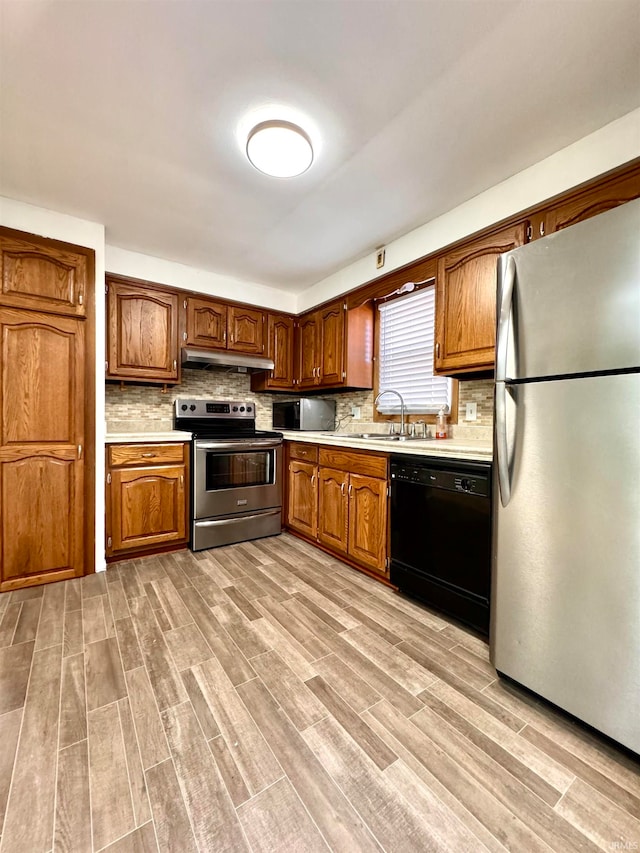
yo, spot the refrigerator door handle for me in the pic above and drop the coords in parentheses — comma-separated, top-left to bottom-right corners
(496, 255, 516, 383)
(496, 380, 511, 507)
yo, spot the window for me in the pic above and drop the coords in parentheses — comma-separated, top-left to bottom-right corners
(377, 285, 452, 415)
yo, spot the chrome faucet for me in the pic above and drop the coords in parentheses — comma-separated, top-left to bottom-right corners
(375, 389, 406, 436)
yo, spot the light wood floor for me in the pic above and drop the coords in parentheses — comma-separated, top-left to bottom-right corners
(0, 534, 638, 852)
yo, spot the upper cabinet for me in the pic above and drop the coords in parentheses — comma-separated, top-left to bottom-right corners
(543, 168, 640, 235)
(0, 230, 88, 317)
(250, 313, 295, 391)
(184, 296, 227, 348)
(297, 300, 373, 390)
(106, 277, 180, 383)
(434, 222, 527, 374)
(182, 295, 265, 354)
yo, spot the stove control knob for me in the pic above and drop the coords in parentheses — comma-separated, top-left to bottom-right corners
(240, 406, 245, 412)
(460, 478, 470, 491)
(189, 404, 196, 411)
(232, 406, 238, 412)
(181, 404, 188, 411)
(247, 405, 252, 412)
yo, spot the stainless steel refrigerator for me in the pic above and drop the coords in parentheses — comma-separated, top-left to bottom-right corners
(491, 197, 640, 754)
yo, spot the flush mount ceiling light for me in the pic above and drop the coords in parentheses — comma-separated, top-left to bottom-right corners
(246, 120, 313, 178)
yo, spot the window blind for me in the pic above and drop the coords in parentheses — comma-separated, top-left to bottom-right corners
(377, 286, 452, 414)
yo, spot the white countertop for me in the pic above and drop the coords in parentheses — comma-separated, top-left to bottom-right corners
(105, 431, 192, 444)
(279, 430, 492, 462)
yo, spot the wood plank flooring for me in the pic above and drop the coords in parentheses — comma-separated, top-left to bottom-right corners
(0, 533, 638, 852)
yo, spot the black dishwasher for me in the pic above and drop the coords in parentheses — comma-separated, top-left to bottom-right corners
(390, 455, 492, 635)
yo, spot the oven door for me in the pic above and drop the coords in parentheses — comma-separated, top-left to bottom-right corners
(194, 438, 282, 519)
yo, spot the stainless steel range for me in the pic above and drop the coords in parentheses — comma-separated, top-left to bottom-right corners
(174, 399, 283, 551)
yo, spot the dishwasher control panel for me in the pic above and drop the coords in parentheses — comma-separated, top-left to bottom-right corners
(390, 461, 490, 497)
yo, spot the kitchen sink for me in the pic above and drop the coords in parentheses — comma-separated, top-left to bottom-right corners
(324, 432, 433, 441)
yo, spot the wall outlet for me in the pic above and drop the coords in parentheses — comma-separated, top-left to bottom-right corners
(351, 406, 361, 419)
(465, 402, 478, 421)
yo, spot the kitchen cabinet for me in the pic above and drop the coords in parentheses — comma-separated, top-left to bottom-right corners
(183, 295, 265, 354)
(434, 222, 527, 374)
(106, 442, 188, 558)
(0, 307, 86, 591)
(297, 300, 373, 390)
(318, 447, 388, 575)
(0, 228, 89, 318)
(286, 443, 318, 539)
(106, 277, 180, 383)
(543, 168, 640, 235)
(250, 312, 295, 391)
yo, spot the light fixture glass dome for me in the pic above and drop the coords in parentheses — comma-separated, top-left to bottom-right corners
(246, 120, 313, 178)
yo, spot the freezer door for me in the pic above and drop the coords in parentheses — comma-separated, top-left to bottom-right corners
(491, 372, 640, 753)
(496, 198, 640, 381)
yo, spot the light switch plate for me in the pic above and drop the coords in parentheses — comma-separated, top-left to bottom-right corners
(465, 402, 477, 421)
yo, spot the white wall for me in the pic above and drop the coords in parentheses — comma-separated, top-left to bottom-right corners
(106, 246, 296, 314)
(297, 108, 640, 313)
(0, 196, 107, 571)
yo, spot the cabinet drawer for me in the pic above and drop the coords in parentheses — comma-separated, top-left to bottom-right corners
(108, 443, 187, 468)
(318, 447, 387, 479)
(288, 442, 319, 463)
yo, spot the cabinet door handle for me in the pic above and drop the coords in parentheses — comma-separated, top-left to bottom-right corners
(340, 482, 345, 496)
(435, 342, 440, 359)
(173, 360, 177, 371)
(78, 293, 84, 305)
(141, 452, 156, 458)
(311, 474, 316, 486)
(180, 475, 184, 485)
(78, 444, 83, 459)
(348, 483, 352, 497)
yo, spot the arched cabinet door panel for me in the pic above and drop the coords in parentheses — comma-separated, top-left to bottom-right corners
(109, 466, 186, 553)
(317, 467, 348, 554)
(0, 307, 86, 591)
(0, 232, 87, 317)
(106, 278, 179, 383)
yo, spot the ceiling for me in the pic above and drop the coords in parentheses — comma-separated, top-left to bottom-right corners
(1, 1, 639, 294)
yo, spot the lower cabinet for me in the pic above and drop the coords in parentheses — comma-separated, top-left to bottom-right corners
(287, 444, 319, 539)
(287, 442, 389, 577)
(106, 442, 189, 559)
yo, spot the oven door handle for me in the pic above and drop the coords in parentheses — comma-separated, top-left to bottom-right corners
(195, 439, 282, 451)
(195, 511, 280, 528)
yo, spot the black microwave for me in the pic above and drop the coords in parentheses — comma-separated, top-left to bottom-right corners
(272, 398, 336, 431)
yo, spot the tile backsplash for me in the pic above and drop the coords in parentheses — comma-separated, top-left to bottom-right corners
(106, 369, 493, 441)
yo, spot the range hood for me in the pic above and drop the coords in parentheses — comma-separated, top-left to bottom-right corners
(181, 347, 274, 372)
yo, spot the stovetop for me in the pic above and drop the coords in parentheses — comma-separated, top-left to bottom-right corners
(174, 398, 282, 440)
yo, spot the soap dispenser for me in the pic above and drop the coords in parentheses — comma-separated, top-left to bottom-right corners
(435, 406, 448, 440)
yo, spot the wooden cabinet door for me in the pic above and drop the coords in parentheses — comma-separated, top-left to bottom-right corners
(319, 303, 345, 386)
(107, 281, 179, 382)
(287, 460, 317, 538)
(108, 465, 186, 553)
(228, 306, 265, 354)
(185, 296, 227, 348)
(253, 313, 295, 390)
(298, 313, 319, 388)
(0, 231, 87, 317)
(317, 467, 349, 555)
(0, 308, 85, 590)
(545, 170, 640, 234)
(269, 313, 295, 388)
(434, 222, 526, 374)
(347, 473, 388, 574)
